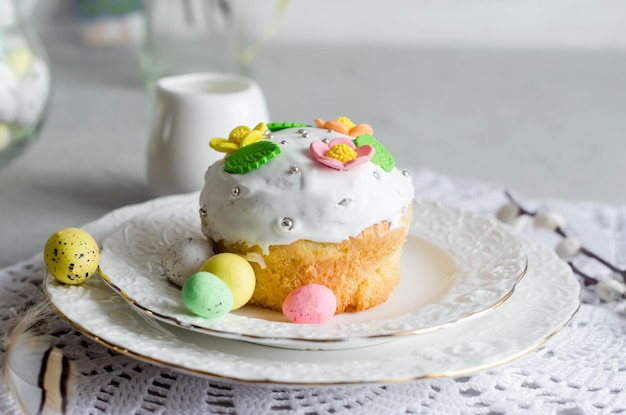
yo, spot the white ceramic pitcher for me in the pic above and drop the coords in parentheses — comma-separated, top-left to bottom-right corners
(147, 72, 269, 196)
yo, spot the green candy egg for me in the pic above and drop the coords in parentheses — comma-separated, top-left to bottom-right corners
(181, 272, 233, 319)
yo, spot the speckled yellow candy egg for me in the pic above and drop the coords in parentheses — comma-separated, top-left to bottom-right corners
(198, 253, 255, 310)
(44, 227, 99, 285)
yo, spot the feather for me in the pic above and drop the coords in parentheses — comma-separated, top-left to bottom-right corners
(4, 300, 73, 415)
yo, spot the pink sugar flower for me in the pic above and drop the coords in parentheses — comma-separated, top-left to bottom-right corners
(309, 137, 375, 171)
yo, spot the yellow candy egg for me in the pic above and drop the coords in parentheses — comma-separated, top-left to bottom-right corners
(44, 227, 99, 285)
(198, 253, 255, 310)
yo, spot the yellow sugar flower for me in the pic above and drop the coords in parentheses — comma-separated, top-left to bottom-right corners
(210, 122, 267, 154)
(209, 122, 267, 154)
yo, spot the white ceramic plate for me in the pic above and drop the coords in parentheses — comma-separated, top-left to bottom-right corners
(96, 195, 527, 349)
(44, 199, 580, 384)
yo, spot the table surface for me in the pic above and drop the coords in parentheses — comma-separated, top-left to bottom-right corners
(1, 25, 625, 269)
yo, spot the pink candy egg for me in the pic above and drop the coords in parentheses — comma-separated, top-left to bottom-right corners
(282, 284, 337, 324)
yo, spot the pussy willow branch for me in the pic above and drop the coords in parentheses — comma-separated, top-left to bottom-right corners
(504, 190, 626, 286)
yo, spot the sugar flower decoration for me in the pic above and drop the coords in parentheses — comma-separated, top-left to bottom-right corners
(310, 137, 374, 171)
(315, 117, 374, 137)
(209, 122, 267, 154)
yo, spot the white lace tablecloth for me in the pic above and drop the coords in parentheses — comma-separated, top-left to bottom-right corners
(1, 169, 625, 415)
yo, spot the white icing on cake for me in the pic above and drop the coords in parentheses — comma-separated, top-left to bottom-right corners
(199, 127, 414, 253)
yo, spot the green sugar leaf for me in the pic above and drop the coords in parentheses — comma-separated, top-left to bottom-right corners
(353, 134, 395, 172)
(266, 122, 311, 132)
(225, 141, 282, 174)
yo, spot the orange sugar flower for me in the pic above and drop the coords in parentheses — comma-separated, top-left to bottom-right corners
(314, 117, 374, 137)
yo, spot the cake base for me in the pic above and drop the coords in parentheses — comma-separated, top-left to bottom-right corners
(211, 205, 413, 314)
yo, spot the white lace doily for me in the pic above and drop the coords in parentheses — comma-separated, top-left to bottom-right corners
(1, 169, 625, 415)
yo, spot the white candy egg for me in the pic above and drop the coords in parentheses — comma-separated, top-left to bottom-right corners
(161, 237, 215, 288)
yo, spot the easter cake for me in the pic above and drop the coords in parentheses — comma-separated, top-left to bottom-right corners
(198, 117, 414, 314)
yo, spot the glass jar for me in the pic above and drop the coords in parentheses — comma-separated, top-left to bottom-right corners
(140, 0, 242, 92)
(0, 0, 51, 169)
